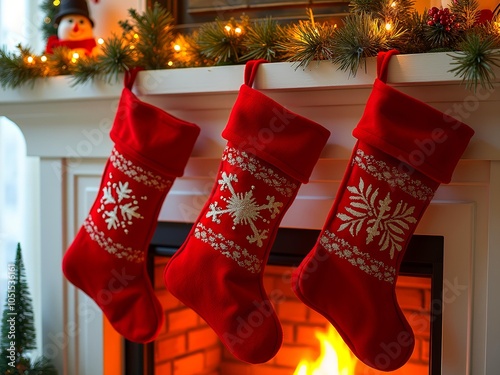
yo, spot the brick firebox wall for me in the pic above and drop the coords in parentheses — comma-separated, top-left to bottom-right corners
(154, 259, 431, 375)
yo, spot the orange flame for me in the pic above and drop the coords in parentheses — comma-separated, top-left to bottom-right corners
(293, 326, 357, 375)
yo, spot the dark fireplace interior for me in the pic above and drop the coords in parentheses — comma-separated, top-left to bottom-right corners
(124, 222, 443, 375)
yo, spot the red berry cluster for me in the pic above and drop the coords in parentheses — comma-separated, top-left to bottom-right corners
(427, 7, 458, 31)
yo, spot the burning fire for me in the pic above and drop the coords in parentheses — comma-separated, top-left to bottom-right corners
(293, 326, 357, 375)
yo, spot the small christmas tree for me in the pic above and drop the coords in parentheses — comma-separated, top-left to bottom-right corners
(40, 0, 59, 42)
(0, 244, 57, 375)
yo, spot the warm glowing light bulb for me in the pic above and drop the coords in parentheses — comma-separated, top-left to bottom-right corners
(385, 22, 392, 31)
(168, 61, 174, 66)
(235, 27, 242, 34)
(98, 37, 105, 45)
(174, 44, 181, 52)
(27, 56, 34, 64)
(133, 33, 139, 39)
(53, 0, 60, 6)
(225, 25, 232, 32)
(129, 45, 135, 50)
(391, 1, 397, 7)
(41, 55, 47, 62)
(72, 52, 80, 59)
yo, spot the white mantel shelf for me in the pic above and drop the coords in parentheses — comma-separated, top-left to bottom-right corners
(1, 51, 499, 162)
(0, 51, 497, 103)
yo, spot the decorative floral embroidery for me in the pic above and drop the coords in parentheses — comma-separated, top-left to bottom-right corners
(354, 148, 434, 201)
(337, 177, 417, 259)
(194, 223, 262, 273)
(321, 230, 396, 283)
(84, 216, 144, 263)
(110, 148, 172, 191)
(222, 147, 298, 198)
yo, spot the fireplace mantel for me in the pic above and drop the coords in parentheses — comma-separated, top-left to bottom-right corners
(1, 52, 499, 375)
(1, 52, 499, 161)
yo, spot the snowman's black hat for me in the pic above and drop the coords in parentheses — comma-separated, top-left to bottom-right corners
(54, 0, 94, 27)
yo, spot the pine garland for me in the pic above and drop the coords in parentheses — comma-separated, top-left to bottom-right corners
(1, 0, 500, 91)
(0, 45, 50, 89)
(450, 0, 482, 29)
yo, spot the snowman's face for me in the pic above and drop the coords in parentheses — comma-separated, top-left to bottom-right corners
(57, 14, 93, 41)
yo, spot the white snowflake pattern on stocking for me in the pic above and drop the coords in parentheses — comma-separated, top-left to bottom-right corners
(97, 173, 146, 234)
(206, 171, 283, 247)
(337, 177, 417, 259)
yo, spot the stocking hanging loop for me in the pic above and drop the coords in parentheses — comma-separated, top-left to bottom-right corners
(124, 67, 144, 90)
(244, 59, 268, 87)
(376, 49, 399, 83)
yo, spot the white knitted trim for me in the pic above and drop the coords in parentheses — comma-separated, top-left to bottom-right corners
(321, 230, 396, 284)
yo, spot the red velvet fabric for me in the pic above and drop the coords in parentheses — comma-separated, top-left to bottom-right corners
(354, 78, 474, 183)
(63, 87, 200, 343)
(111, 88, 200, 177)
(293, 51, 474, 371)
(164, 61, 330, 363)
(222, 84, 330, 183)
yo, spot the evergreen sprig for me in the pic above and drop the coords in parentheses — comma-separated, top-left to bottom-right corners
(350, 0, 385, 16)
(71, 54, 102, 86)
(331, 12, 404, 76)
(279, 9, 337, 69)
(119, 3, 175, 70)
(47, 47, 75, 76)
(397, 10, 430, 54)
(449, 32, 500, 91)
(381, 0, 415, 26)
(241, 17, 282, 62)
(197, 16, 249, 65)
(0, 45, 49, 89)
(171, 33, 207, 68)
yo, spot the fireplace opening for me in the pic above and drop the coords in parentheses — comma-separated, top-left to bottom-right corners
(125, 222, 443, 375)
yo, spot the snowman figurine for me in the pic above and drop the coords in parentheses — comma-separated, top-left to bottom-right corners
(45, 0, 97, 56)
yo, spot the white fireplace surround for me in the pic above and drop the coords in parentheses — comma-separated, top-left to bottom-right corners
(1, 52, 499, 374)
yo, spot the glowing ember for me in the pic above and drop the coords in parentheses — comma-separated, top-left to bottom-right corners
(293, 326, 357, 375)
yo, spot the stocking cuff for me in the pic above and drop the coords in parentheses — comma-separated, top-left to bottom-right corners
(353, 79, 474, 183)
(222, 84, 331, 183)
(110, 88, 200, 177)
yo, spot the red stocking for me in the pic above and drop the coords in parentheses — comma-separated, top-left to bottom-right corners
(164, 60, 331, 363)
(293, 50, 474, 371)
(63, 70, 200, 343)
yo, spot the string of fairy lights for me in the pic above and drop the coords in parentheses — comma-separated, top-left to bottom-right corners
(1, 0, 499, 91)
